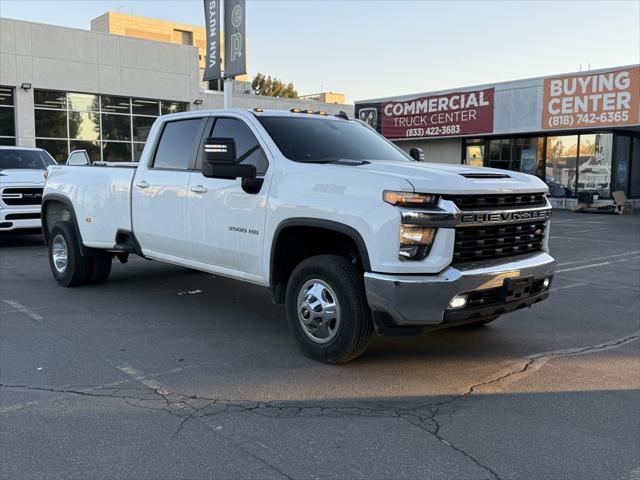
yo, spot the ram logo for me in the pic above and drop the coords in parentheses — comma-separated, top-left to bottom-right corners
(358, 108, 377, 128)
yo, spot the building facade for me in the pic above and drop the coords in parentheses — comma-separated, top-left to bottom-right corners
(355, 65, 640, 205)
(90, 11, 249, 89)
(0, 17, 353, 163)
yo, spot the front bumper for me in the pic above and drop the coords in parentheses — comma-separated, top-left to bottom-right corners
(364, 252, 555, 334)
(0, 207, 42, 231)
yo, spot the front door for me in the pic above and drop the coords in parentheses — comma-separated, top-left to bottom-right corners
(132, 117, 205, 259)
(187, 115, 271, 279)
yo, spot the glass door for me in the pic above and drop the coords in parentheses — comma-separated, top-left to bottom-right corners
(577, 133, 613, 199)
(545, 135, 578, 197)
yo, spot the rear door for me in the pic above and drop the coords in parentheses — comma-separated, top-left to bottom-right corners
(187, 115, 271, 279)
(132, 117, 206, 259)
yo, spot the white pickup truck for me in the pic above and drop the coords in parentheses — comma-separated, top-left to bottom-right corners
(43, 109, 555, 363)
(1, 146, 55, 232)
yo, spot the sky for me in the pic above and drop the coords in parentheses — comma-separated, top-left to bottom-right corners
(1, 0, 639, 102)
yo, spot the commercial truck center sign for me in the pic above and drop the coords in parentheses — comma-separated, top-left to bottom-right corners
(379, 88, 494, 139)
(542, 66, 640, 130)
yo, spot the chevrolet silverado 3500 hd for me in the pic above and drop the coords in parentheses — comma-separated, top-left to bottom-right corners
(43, 109, 555, 363)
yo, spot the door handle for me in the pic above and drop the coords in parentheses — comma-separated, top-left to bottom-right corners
(190, 185, 208, 194)
(135, 180, 150, 189)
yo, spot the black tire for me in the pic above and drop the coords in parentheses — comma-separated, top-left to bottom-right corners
(48, 222, 91, 287)
(87, 255, 112, 284)
(285, 254, 373, 364)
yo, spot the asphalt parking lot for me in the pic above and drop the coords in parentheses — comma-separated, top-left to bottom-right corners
(1, 210, 639, 480)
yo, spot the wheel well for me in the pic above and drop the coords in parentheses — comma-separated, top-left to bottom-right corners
(42, 200, 73, 244)
(270, 224, 369, 304)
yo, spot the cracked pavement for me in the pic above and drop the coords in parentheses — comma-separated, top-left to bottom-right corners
(1, 211, 639, 479)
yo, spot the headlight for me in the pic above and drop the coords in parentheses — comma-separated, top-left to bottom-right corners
(383, 191, 439, 207)
(399, 225, 436, 260)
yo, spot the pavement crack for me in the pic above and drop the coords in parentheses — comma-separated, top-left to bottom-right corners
(3, 332, 637, 479)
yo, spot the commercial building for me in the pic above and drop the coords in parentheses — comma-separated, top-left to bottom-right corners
(356, 65, 640, 206)
(0, 17, 353, 163)
(90, 11, 249, 90)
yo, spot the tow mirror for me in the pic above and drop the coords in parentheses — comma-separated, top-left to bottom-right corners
(201, 137, 257, 180)
(409, 147, 424, 161)
(202, 162, 256, 180)
(204, 137, 236, 163)
(67, 150, 90, 166)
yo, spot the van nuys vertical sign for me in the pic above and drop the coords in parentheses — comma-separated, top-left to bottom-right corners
(378, 88, 494, 139)
(203, 0, 221, 81)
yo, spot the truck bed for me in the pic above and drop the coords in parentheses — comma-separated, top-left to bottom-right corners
(45, 164, 137, 248)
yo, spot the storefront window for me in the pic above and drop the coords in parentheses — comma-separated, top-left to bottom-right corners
(35, 139, 68, 163)
(68, 111, 100, 141)
(464, 138, 484, 166)
(132, 99, 160, 116)
(487, 137, 543, 175)
(70, 141, 101, 164)
(577, 134, 612, 198)
(33, 89, 187, 163)
(545, 135, 578, 197)
(613, 135, 631, 193)
(67, 93, 98, 112)
(0, 86, 16, 145)
(102, 141, 132, 162)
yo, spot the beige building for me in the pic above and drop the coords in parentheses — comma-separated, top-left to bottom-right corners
(90, 11, 248, 83)
(299, 92, 346, 104)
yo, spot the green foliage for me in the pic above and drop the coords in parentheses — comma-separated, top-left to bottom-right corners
(251, 73, 299, 98)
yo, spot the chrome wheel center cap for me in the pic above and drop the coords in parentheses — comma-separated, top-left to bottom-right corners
(296, 279, 341, 344)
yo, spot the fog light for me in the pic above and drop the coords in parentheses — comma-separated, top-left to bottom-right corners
(543, 277, 551, 289)
(448, 295, 468, 310)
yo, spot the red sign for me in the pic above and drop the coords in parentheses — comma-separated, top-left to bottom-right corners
(380, 88, 494, 139)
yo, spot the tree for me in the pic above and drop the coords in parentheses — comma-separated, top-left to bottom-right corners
(251, 73, 298, 98)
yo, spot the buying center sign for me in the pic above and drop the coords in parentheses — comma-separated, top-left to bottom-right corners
(379, 89, 494, 139)
(542, 66, 640, 130)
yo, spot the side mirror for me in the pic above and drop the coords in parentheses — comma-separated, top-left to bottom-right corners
(202, 162, 256, 180)
(204, 137, 236, 163)
(67, 150, 90, 166)
(409, 147, 424, 161)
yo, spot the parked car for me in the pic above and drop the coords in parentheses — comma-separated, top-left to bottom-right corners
(43, 109, 555, 363)
(0, 146, 56, 232)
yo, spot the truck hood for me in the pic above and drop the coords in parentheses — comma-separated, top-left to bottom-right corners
(0, 169, 47, 185)
(361, 161, 547, 194)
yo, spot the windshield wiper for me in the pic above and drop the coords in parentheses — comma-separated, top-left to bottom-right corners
(300, 158, 370, 166)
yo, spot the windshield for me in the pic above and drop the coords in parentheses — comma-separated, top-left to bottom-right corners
(258, 116, 410, 163)
(0, 149, 56, 170)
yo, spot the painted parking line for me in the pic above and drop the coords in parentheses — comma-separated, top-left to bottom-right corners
(556, 256, 640, 273)
(117, 364, 171, 396)
(557, 250, 640, 267)
(549, 235, 631, 243)
(0, 364, 199, 414)
(551, 282, 586, 292)
(1, 300, 43, 322)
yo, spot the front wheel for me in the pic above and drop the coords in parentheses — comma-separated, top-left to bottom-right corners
(285, 254, 373, 364)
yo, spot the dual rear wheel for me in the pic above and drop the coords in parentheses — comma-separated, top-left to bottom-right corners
(48, 222, 112, 287)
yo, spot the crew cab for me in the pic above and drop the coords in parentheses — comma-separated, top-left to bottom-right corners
(0, 146, 55, 232)
(42, 109, 555, 363)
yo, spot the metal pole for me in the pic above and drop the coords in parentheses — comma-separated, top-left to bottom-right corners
(223, 78, 234, 108)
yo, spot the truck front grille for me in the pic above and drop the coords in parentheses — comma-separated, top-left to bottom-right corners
(1, 188, 44, 206)
(444, 193, 546, 210)
(453, 220, 546, 264)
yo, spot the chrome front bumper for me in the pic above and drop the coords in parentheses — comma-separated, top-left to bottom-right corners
(364, 252, 555, 330)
